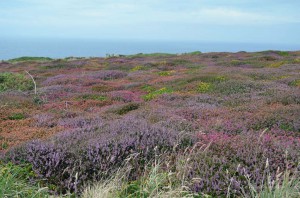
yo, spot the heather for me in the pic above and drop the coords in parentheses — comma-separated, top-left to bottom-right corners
(0, 51, 300, 197)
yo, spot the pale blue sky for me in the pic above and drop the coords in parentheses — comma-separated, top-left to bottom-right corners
(1, 0, 300, 44)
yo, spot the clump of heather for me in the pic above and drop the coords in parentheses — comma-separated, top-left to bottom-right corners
(5, 116, 189, 193)
(179, 132, 300, 197)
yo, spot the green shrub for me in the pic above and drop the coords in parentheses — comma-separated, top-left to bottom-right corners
(142, 87, 173, 101)
(0, 72, 34, 92)
(184, 51, 202, 55)
(40, 64, 66, 70)
(130, 65, 144, 72)
(214, 80, 260, 95)
(197, 82, 213, 93)
(277, 51, 289, 56)
(289, 79, 300, 87)
(199, 75, 227, 83)
(77, 94, 107, 101)
(267, 61, 286, 68)
(115, 103, 140, 115)
(8, 57, 52, 63)
(279, 122, 295, 131)
(8, 113, 25, 120)
(157, 71, 174, 76)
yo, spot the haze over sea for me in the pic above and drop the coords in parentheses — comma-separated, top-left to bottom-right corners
(1, 38, 299, 60)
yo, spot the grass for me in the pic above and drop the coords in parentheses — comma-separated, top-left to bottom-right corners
(81, 157, 190, 198)
(244, 168, 300, 198)
(0, 163, 49, 197)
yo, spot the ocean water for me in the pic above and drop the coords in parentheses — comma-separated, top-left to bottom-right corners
(0, 38, 299, 60)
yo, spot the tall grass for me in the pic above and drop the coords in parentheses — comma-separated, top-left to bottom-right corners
(0, 163, 49, 197)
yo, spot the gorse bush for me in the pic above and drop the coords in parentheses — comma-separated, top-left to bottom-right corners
(0, 72, 34, 92)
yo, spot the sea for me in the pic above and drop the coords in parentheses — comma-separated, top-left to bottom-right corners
(0, 38, 299, 60)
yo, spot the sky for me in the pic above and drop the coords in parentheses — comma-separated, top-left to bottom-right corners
(1, 0, 300, 44)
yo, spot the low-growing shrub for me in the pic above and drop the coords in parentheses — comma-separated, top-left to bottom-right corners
(5, 117, 188, 193)
(277, 51, 290, 57)
(8, 57, 52, 63)
(180, 132, 300, 197)
(0, 72, 34, 92)
(142, 87, 173, 101)
(268, 61, 286, 68)
(115, 103, 139, 115)
(109, 91, 138, 102)
(214, 80, 261, 95)
(157, 71, 174, 76)
(8, 113, 25, 120)
(197, 82, 213, 93)
(77, 94, 107, 101)
(130, 65, 144, 72)
(289, 79, 300, 87)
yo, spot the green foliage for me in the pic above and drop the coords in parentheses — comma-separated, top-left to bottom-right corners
(157, 71, 174, 76)
(277, 51, 290, 57)
(279, 122, 295, 131)
(231, 59, 243, 66)
(1, 138, 9, 150)
(0, 72, 34, 92)
(142, 87, 173, 101)
(130, 65, 144, 72)
(289, 79, 300, 87)
(33, 95, 44, 105)
(116, 165, 170, 198)
(8, 113, 26, 120)
(115, 103, 140, 115)
(141, 85, 156, 92)
(184, 51, 202, 55)
(268, 61, 286, 68)
(214, 80, 260, 95)
(127, 53, 174, 58)
(198, 75, 227, 83)
(197, 82, 213, 93)
(8, 56, 52, 63)
(40, 64, 66, 70)
(0, 163, 49, 197)
(77, 94, 107, 101)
